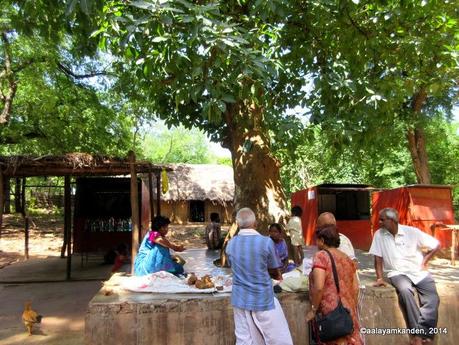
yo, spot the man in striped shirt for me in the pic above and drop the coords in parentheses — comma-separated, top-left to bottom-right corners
(226, 207, 293, 345)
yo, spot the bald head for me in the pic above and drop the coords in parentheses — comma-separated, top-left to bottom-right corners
(317, 212, 336, 229)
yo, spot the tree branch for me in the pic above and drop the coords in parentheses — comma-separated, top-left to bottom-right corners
(0, 130, 46, 144)
(56, 62, 108, 79)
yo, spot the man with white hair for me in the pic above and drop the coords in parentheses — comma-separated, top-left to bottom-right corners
(226, 207, 293, 345)
(369, 207, 440, 345)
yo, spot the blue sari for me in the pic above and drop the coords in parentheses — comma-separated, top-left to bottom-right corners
(134, 232, 184, 276)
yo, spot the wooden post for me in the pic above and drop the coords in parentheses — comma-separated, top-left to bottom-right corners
(64, 176, 72, 280)
(0, 170, 4, 239)
(15, 177, 21, 213)
(452, 229, 457, 267)
(4, 177, 10, 214)
(155, 171, 161, 216)
(25, 216, 29, 259)
(148, 168, 155, 229)
(22, 177, 29, 260)
(129, 151, 140, 274)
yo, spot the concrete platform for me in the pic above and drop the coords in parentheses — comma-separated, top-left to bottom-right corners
(86, 248, 459, 345)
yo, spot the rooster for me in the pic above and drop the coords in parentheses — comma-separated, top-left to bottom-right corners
(22, 301, 42, 335)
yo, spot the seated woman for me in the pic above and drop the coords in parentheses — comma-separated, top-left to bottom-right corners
(205, 212, 222, 250)
(307, 225, 361, 345)
(134, 216, 186, 276)
(269, 223, 296, 273)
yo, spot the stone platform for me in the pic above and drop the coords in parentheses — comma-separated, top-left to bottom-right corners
(85, 249, 459, 345)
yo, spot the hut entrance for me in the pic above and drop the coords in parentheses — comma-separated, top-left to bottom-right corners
(291, 184, 374, 250)
(73, 177, 151, 255)
(318, 189, 370, 220)
(189, 200, 205, 222)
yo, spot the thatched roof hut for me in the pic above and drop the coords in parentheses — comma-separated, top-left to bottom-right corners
(152, 164, 235, 224)
(160, 164, 234, 203)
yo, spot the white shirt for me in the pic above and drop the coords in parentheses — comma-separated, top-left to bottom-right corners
(286, 216, 303, 246)
(338, 233, 356, 261)
(369, 224, 439, 284)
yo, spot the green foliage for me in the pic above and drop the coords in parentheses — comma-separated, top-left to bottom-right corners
(280, 0, 459, 183)
(140, 123, 216, 164)
(93, 0, 306, 142)
(277, 116, 459, 201)
(0, 1, 132, 156)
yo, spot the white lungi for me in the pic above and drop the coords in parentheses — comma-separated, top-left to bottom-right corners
(233, 297, 293, 345)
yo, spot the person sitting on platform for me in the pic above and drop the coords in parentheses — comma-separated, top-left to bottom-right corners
(269, 223, 296, 273)
(205, 212, 222, 250)
(134, 216, 186, 276)
(111, 243, 130, 273)
(316, 212, 357, 263)
(370, 208, 440, 345)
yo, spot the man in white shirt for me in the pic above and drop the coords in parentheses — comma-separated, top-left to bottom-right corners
(316, 212, 357, 261)
(369, 208, 440, 345)
(286, 206, 304, 266)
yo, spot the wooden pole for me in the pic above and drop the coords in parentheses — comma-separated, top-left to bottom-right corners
(129, 151, 140, 274)
(15, 177, 21, 213)
(21, 177, 25, 214)
(64, 176, 72, 280)
(24, 217, 29, 259)
(155, 171, 161, 216)
(148, 169, 155, 229)
(0, 170, 4, 239)
(4, 177, 10, 214)
(22, 177, 28, 260)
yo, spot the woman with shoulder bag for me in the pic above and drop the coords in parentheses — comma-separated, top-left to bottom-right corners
(307, 225, 362, 345)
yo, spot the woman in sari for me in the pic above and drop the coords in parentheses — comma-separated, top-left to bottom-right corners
(134, 216, 186, 276)
(307, 225, 362, 345)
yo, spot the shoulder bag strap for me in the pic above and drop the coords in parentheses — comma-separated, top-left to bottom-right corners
(323, 249, 340, 294)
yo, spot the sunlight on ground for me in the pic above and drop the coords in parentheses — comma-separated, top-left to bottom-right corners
(0, 329, 82, 345)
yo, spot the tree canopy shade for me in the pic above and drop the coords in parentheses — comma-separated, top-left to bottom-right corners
(2, 0, 458, 227)
(0, 1, 132, 155)
(285, 0, 459, 184)
(92, 0, 312, 228)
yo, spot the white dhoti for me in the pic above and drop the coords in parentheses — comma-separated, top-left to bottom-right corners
(233, 297, 293, 345)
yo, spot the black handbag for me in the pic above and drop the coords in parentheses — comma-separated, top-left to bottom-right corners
(313, 249, 354, 343)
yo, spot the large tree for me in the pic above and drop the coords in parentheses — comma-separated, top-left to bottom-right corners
(93, 0, 307, 228)
(283, 0, 458, 184)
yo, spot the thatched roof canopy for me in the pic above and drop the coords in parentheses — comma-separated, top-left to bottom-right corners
(0, 153, 169, 177)
(156, 164, 234, 204)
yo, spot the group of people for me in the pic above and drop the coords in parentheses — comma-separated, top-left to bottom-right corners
(226, 206, 441, 345)
(131, 205, 441, 345)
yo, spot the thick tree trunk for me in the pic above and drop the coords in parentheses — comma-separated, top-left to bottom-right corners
(406, 127, 431, 184)
(406, 88, 431, 184)
(223, 102, 288, 234)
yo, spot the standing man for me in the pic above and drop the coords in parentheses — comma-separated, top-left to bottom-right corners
(369, 208, 440, 345)
(286, 205, 304, 266)
(226, 208, 293, 345)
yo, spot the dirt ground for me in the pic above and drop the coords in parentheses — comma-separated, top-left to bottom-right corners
(0, 213, 226, 267)
(0, 213, 226, 345)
